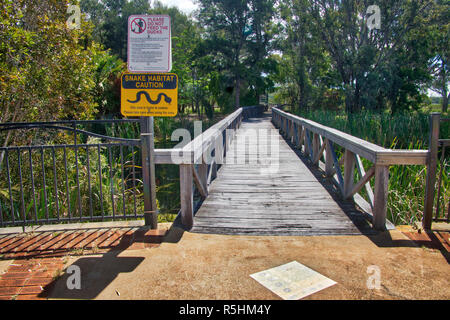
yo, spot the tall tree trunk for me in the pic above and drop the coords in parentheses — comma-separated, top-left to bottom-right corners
(345, 89, 354, 114)
(345, 81, 361, 114)
(235, 74, 241, 109)
(442, 91, 449, 113)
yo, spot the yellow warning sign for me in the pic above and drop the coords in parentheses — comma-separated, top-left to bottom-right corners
(121, 73, 178, 117)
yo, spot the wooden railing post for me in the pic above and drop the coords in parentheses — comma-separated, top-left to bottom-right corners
(286, 119, 289, 138)
(312, 133, 320, 165)
(294, 123, 299, 146)
(423, 113, 440, 230)
(296, 124, 302, 149)
(325, 139, 334, 177)
(292, 121, 295, 143)
(285, 118, 288, 137)
(373, 165, 389, 230)
(304, 129, 311, 158)
(180, 164, 193, 229)
(344, 149, 356, 199)
(198, 162, 208, 196)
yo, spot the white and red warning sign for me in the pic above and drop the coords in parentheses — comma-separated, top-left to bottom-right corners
(127, 15, 172, 73)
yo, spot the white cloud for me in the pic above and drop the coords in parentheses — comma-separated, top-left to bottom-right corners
(154, 0, 199, 14)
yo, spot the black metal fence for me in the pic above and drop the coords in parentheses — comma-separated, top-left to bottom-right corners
(435, 117, 449, 223)
(0, 119, 147, 228)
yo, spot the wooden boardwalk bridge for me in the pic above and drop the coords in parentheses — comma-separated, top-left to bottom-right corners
(191, 114, 372, 236)
(169, 106, 429, 236)
(1, 105, 441, 235)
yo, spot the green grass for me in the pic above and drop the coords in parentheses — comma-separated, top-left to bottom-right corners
(292, 107, 449, 226)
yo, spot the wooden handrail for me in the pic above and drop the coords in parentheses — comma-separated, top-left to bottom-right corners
(153, 106, 264, 165)
(182, 108, 243, 164)
(272, 107, 428, 165)
(272, 107, 429, 231)
(177, 105, 264, 229)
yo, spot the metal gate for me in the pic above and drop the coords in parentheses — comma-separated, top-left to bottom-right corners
(0, 119, 152, 228)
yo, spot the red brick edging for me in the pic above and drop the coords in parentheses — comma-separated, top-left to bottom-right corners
(0, 228, 167, 300)
(0, 258, 65, 300)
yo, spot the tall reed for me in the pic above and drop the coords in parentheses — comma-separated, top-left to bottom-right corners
(294, 108, 449, 225)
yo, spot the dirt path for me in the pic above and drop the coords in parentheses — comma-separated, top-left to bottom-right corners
(45, 226, 449, 300)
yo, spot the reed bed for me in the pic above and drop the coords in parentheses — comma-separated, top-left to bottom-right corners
(295, 108, 449, 225)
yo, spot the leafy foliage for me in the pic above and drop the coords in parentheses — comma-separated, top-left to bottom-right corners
(274, 0, 448, 114)
(197, 0, 277, 111)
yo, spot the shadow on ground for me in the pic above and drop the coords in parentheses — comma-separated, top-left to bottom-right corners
(278, 123, 450, 264)
(1, 217, 447, 299)
(370, 229, 450, 264)
(39, 224, 184, 299)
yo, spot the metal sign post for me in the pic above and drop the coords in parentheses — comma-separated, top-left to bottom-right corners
(140, 116, 158, 229)
(125, 15, 176, 229)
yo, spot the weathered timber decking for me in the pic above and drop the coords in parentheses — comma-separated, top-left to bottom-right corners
(190, 113, 374, 236)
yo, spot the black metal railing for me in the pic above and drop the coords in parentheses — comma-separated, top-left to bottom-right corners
(0, 119, 146, 228)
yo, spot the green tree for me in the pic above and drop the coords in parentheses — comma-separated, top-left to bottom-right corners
(197, 0, 276, 110)
(0, 0, 121, 169)
(0, 0, 102, 132)
(304, 0, 436, 113)
(80, 0, 151, 61)
(276, 0, 334, 112)
(427, 0, 449, 113)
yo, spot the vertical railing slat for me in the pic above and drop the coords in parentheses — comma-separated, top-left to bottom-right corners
(131, 145, 137, 218)
(86, 145, 93, 220)
(97, 144, 105, 220)
(108, 145, 115, 219)
(120, 145, 126, 217)
(74, 141, 82, 221)
(5, 149, 15, 225)
(17, 149, 26, 227)
(40, 147, 49, 223)
(63, 146, 71, 222)
(28, 148, 38, 223)
(51, 147, 60, 222)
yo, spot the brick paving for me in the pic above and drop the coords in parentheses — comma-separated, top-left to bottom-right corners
(0, 258, 65, 300)
(0, 228, 167, 300)
(402, 230, 450, 252)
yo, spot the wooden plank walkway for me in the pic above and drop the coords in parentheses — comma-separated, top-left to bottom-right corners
(190, 113, 373, 236)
